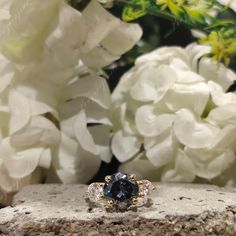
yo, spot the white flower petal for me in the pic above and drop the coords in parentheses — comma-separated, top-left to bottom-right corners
(11, 116, 60, 147)
(46, 2, 87, 70)
(65, 75, 111, 109)
(164, 82, 209, 116)
(0, 166, 18, 194)
(208, 81, 236, 106)
(185, 43, 211, 72)
(81, 0, 119, 52)
(199, 58, 236, 90)
(135, 105, 174, 137)
(119, 153, 161, 181)
(112, 68, 137, 103)
(60, 97, 112, 126)
(174, 109, 219, 148)
(185, 147, 235, 179)
(74, 110, 99, 156)
(111, 130, 141, 162)
(38, 148, 52, 169)
(136, 47, 189, 66)
(206, 104, 236, 126)
(210, 125, 236, 150)
(101, 22, 142, 56)
(55, 133, 101, 184)
(161, 149, 195, 182)
(130, 65, 177, 102)
(29, 100, 55, 116)
(146, 131, 177, 167)
(172, 68, 205, 84)
(0, 141, 43, 179)
(9, 90, 30, 135)
(0, 0, 62, 63)
(88, 125, 112, 163)
(0, 71, 14, 94)
(81, 46, 120, 69)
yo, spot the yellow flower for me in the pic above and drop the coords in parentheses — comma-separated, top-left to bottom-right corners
(200, 30, 236, 65)
(156, 0, 184, 16)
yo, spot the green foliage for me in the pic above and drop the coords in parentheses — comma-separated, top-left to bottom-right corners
(116, 0, 236, 65)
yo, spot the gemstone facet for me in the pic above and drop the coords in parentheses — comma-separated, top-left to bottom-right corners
(87, 183, 104, 202)
(103, 172, 139, 202)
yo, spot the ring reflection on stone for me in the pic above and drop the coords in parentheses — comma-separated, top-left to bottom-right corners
(86, 172, 156, 212)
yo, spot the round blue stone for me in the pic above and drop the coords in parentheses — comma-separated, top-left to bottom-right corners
(103, 172, 139, 201)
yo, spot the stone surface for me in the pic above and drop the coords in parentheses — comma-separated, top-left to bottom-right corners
(0, 183, 236, 235)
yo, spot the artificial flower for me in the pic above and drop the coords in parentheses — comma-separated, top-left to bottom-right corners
(0, 0, 142, 204)
(112, 43, 236, 186)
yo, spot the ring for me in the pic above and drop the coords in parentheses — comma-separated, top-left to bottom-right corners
(86, 172, 156, 212)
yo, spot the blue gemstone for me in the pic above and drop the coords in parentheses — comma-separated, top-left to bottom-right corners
(103, 172, 139, 201)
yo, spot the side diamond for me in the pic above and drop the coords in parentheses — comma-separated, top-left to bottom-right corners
(138, 180, 155, 197)
(87, 183, 104, 202)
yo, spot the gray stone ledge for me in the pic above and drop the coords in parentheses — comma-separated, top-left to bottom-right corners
(0, 183, 236, 235)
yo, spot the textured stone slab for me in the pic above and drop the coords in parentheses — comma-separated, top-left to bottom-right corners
(0, 183, 236, 235)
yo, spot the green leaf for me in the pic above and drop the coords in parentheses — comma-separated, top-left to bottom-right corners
(168, 0, 184, 17)
(122, 0, 150, 21)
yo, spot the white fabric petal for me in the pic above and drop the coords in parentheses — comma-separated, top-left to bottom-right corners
(185, 43, 211, 72)
(60, 97, 112, 126)
(0, 0, 62, 63)
(161, 149, 196, 182)
(112, 68, 137, 104)
(199, 58, 236, 90)
(64, 75, 111, 109)
(174, 109, 219, 148)
(88, 125, 112, 163)
(172, 68, 205, 84)
(146, 131, 177, 167)
(210, 125, 236, 150)
(11, 116, 60, 147)
(206, 104, 236, 126)
(9, 90, 30, 135)
(0, 166, 16, 194)
(135, 105, 174, 137)
(164, 82, 209, 116)
(208, 81, 236, 106)
(0, 71, 14, 94)
(38, 148, 52, 169)
(74, 110, 99, 156)
(45, 2, 87, 70)
(0, 140, 43, 179)
(185, 147, 235, 179)
(119, 153, 161, 181)
(29, 100, 56, 117)
(111, 130, 141, 162)
(81, 0, 119, 52)
(81, 46, 120, 69)
(55, 132, 101, 184)
(101, 22, 142, 56)
(130, 65, 177, 102)
(136, 47, 189, 67)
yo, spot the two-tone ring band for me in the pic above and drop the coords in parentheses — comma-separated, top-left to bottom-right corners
(86, 172, 156, 211)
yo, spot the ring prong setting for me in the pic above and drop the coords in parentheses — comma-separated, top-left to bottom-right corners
(132, 197, 139, 205)
(106, 199, 114, 208)
(129, 174, 136, 180)
(105, 175, 111, 183)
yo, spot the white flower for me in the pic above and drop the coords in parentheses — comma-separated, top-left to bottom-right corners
(112, 43, 236, 186)
(217, 0, 236, 11)
(0, 0, 142, 204)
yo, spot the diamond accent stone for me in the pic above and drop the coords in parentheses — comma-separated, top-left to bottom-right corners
(138, 180, 154, 196)
(87, 183, 104, 202)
